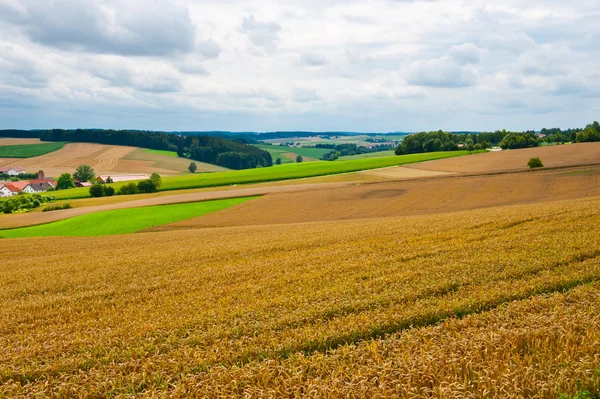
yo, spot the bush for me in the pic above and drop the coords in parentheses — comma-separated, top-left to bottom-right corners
(42, 203, 73, 212)
(296, 155, 303, 163)
(119, 183, 138, 195)
(137, 179, 158, 193)
(89, 184, 104, 198)
(528, 157, 544, 169)
(103, 186, 115, 197)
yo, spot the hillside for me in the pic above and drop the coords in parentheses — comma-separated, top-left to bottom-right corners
(1, 196, 599, 397)
(0, 142, 225, 177)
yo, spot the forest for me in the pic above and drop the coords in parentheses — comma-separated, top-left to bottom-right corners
(33, 129, 272, 170)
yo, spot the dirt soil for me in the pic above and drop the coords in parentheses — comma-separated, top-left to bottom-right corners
(0, 138, 44, 146)
(156, 166, 600, 230)
(407, 142, 600, 174)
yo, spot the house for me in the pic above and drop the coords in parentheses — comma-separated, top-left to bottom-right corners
(0, 184, 21, 197)
(23, 182, 54, 193)
(97, 174, 149, 183)
(4, 181, 28, 192)
(29, 179, 56, 187)
(0, 185, 13, 198)
(0, 167, 26, 176)
(75, 181, 92, 188)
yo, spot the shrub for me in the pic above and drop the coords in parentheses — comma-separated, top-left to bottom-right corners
(103, 186, 115, 197)
(137, 179, 158, 193)
(89, 184, 104, 198)
(42, 203, 73, 212)
(296, 155, 303, 163)
(119, 183, 138, 195)
(188, 162, 197, 173)
(150, 173, 162, 189)
(528, 157, 544, 169)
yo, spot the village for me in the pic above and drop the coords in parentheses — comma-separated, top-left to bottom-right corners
(0, 166, 149, 197)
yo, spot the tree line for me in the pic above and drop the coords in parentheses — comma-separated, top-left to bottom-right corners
(33, 129, 273, 170)
(395, 122, 600, 155)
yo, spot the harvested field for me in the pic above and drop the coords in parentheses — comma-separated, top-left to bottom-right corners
(408, 142, 600, 174)
(160, 166, 600, 229)
(124, 149, 226, 173)
(1, 197, 600, 397)
(0, 138, 43, 146)
(0, 143, 216, 177)
(0, 182, 351, 229)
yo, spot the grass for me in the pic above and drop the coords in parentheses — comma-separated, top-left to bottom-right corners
(143, 149, 179, 157)
(0, 197, 255, 238)
(340, 150, 396, 160)
(0, 142, 66, 158)
(285, 146, 330, 159)
(1, 196, 600, 396)
(252, 144, 295, 163)
(50, 151, 470, 199)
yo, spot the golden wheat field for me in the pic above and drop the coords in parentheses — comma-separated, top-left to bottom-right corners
(1, 195, 600, 397)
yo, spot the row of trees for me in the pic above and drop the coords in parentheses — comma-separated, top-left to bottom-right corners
(35, 129, 272, 170)
(318, 143, 395, 161)
(0, 194, 56, 214)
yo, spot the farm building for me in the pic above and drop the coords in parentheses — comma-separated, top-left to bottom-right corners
(97, 174, 149, 183)
(75, 181, 92, 188)
(3, 181, 29, 192)
(0, 184, 21, 197)
(23, 182, 54, 194)
(0, 167, 26, 176)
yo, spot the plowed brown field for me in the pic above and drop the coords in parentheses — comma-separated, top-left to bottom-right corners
(408, 142, 600, 173)
(0, 143, 223, 176)
(156, 166, 600, 229)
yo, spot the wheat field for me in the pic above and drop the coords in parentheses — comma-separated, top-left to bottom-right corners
(1, 195, 600, 397)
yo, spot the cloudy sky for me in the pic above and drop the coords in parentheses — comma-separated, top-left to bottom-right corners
(0, 0, 598, 132)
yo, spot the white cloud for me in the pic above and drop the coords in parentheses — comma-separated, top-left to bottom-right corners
(0, 0, 598, 131)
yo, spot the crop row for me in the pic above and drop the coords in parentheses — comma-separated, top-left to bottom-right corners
(0, 196, 599, 396)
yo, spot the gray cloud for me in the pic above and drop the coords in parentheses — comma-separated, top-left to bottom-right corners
(293, 88, 321, 103)
(7, 0, 197, 56)
(446, 43, 480, 65)
(299, 52, 328, 67)
(240, 15, 281, 51)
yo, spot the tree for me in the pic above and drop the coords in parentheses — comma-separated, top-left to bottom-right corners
(150, 173, 162, 189)
(89, 184, 104, 197)
(56, 173, 75, 190)
(188, 162, 197, 173)
(275, 157, 282, 165)
(106, 176, 114, 184)
(137, 179, 158, 193)
(103, 186, 115, 197)
(466, 143, 475, 153)
(73, 164, 95, 182)
(528, 157, 544, 169)
(296, 155, 303, 163)
(119, 183, 137, 195)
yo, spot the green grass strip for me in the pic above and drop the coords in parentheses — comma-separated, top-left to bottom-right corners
(0, 142, 67, 158)
(143, 149, 179, 157)
(0, 197, 256, 238)
(51, 151, 469, 200)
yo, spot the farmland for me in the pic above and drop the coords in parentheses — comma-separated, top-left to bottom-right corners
(0, 142, 66, 158)
(0, 197, 254, 238)
(49, 151, 469, 199)
(0, 143, 223, 178)
(1, 196, 599, 397)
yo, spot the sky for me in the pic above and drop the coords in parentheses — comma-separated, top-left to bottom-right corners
(0, 0, 599, 132)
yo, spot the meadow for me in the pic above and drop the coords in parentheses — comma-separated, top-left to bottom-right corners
(0, 197, 254, 238)
(143, 149, 179, 157)
(1, 196, 599, 397)
(252, 144, 295, 163)
(50, 151, 469, 199)
(0, 142, 66, 158)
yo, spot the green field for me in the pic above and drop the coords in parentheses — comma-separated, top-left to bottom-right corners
(340, 150, 396, 160)
(252, 144, 295, 164)
(50, 151, 469, 200)
(143, 149, 179, 157)
(0, 142, 66, 158)
(284, 146, 330, 159)
(0, 197, 255, 238)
